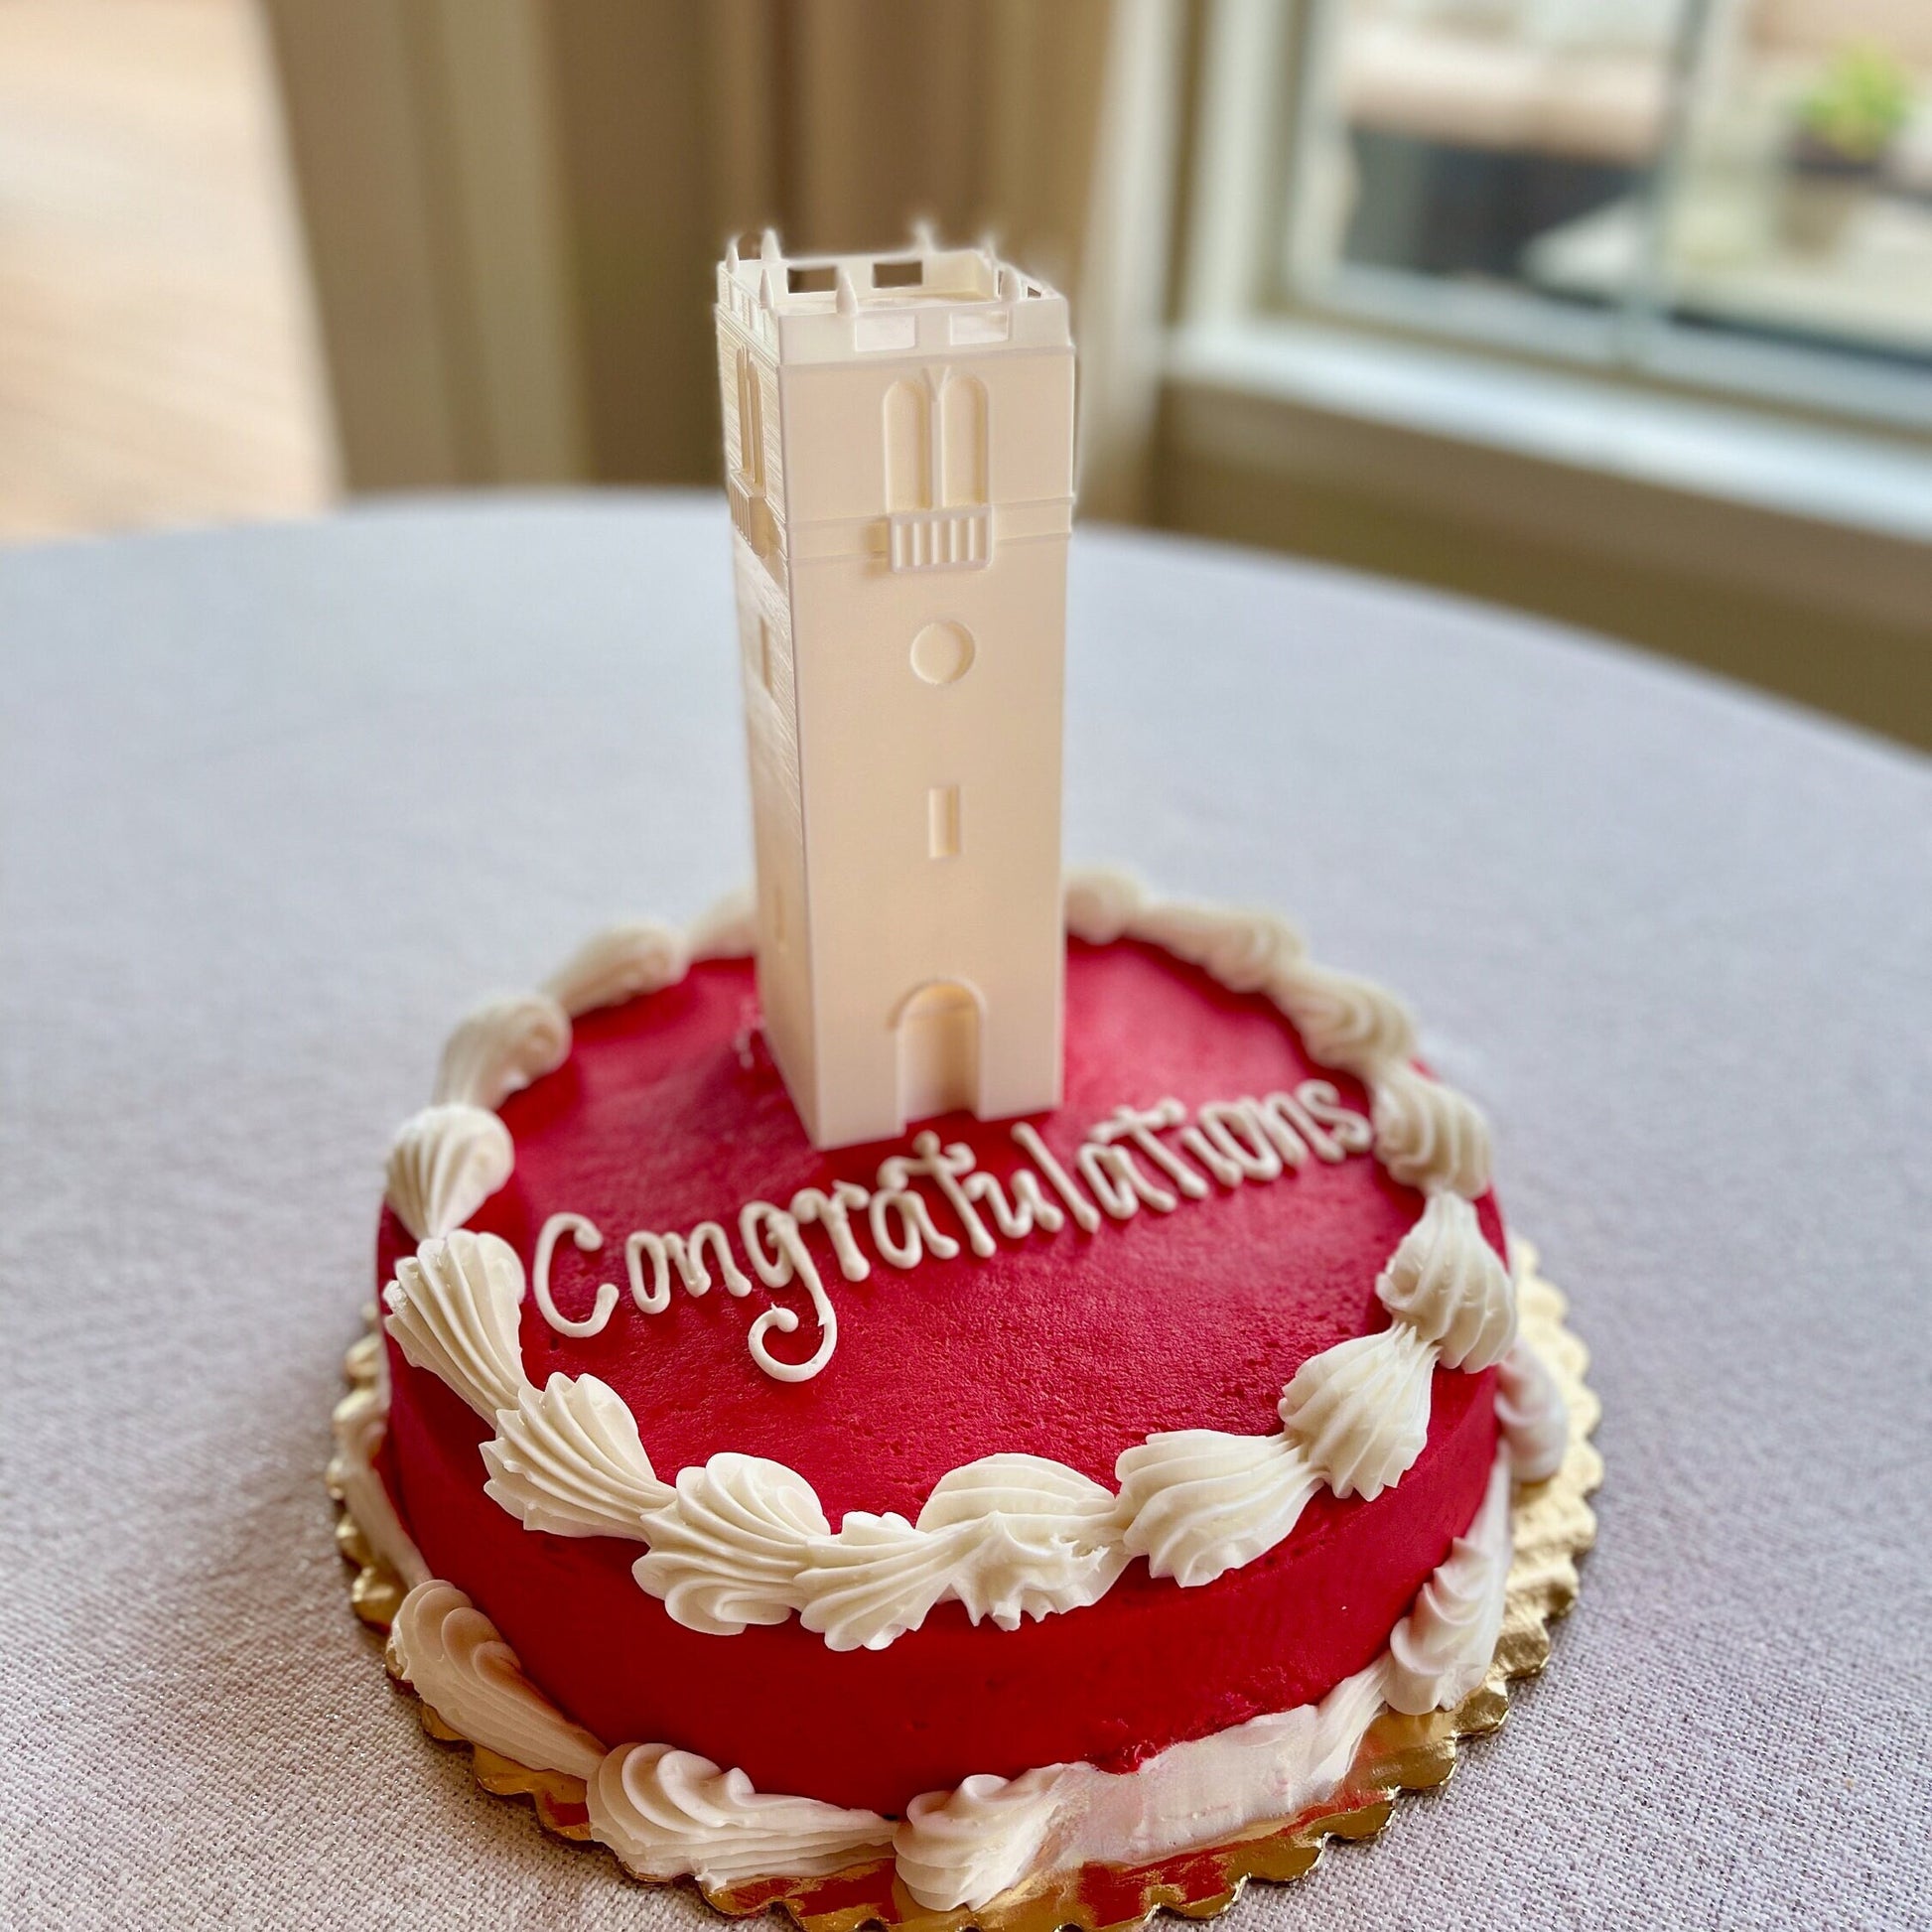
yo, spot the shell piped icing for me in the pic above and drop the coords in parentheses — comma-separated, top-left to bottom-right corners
(542, 919, 690, 1018)
(894, 1768, 1069, 1912)
(633, 1454, 829, 1635)
(432, 992, 571, 1111)
(1375, 1190, 1515, 1371)
(482, 1371, 671, 1537)
(797, 1456, 1129, 1652)
(687, 886, 758, 961)
(1115, 1430, 1319, 1587)
(1062, 866, 1146, 944)
(1497, 1334, 1570, 1481)
(387, 1581, 606, 1779)
(1270, 959, 1417, 1080)
(383, 1102, 514, 1241)
(590, 1743, 892, 1887)
(1370, 1068, 1493, 1199)
(1384, 1455, 1512, 1715)
(381, 1231, 526, 1421)
(1278, 1324, 1435, 1500)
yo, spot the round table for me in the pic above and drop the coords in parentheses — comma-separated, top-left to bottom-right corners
(2, 494, 1925, 1929)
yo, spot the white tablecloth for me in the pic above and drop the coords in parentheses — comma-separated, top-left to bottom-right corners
(2, 495, 1926, 1929)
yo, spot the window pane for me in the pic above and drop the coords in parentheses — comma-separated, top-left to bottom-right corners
(1290, 0, 1686, 345)
(1286, 0, 1932, 420)
(1640, 4, 1932, 383)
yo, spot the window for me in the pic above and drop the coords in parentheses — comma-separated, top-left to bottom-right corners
(927, 784, 961, 859)
(735, 347, 765, 485)
(1276, 0, 1932, 426)
(885, 378, 929, 509)
(942, 375, 988, 505)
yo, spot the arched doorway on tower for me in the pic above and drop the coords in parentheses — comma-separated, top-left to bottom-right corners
(895, 980, 982, 1126)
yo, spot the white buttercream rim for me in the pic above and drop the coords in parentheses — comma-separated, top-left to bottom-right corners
(340, 1321, 1572, 1912)
(379, 873, 1543, 1650)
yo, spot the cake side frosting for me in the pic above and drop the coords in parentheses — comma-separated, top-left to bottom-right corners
(357, 1391, 1550, 1911)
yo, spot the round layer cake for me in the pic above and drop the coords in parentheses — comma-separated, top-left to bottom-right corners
(357, 873, 1569, 1909)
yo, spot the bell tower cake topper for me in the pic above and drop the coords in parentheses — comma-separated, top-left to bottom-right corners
(714, 224, 1076, 1149)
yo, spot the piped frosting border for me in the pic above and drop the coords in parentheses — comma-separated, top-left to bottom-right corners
(377, 875, 1532, 1652)
(334, 1256, 1593, 1915)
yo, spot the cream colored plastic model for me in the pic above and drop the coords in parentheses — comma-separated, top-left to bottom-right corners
(714, 226, 1075, 1150)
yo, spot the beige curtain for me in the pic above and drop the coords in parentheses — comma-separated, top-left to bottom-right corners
(264, 0, 1184, 515)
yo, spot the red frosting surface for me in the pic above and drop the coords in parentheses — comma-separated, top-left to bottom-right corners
(377, 940, 1502, 1815)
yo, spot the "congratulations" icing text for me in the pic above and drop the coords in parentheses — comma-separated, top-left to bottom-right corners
(531, 1083, 1373, 1384)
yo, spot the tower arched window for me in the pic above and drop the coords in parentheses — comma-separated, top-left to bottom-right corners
(884, 378, 929, 511)
(736, 347, 764, 487)
(941, 375, 988, 507)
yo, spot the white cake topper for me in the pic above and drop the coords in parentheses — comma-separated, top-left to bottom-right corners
(714, 224, 1076, 1149)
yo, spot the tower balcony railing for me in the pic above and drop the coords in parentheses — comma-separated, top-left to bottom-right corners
(886, 504, 992, 572)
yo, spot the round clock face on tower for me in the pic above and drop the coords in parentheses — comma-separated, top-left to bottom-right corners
(909, 618, 975, 685)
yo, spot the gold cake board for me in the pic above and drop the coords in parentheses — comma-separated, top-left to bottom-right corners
(330, 1242, 1600, 1930)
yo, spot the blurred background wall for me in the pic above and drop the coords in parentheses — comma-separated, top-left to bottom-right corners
(2, 0, 1928, 746)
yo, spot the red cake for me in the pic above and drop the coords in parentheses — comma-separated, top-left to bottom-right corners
(339, 871, 1574, 1912)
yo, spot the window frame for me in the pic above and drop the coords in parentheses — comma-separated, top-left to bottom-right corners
(1182, 0, 1932, 449)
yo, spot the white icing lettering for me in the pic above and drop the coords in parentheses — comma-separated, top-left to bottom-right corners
(1245, 1092, 1311, 1169)
(1188, 1099, 1284, 1182)
(897, 1131, 998, 1258)
(789, 1181, 873, 1282)
(1296, 1078, 1373, 1154)
(1091, 1100, 1210, 1200)
(1011, 1122, 1101, 1233)
(627, 1223, 753, 1302)
(533, 1211, 620, 1338)
(1075, 1140, 1178, 1217)
(963, 1164, 1064, 1238)
(529, 1088, 1375, 1376)
(869, 1156, 962, 1269)
(740, 1203, 838, 1384)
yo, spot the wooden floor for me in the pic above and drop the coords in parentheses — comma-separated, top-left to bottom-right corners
(0, 0, 333, 543)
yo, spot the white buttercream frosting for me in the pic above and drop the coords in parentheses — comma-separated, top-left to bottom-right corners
(633, 1454, 830, 1634)
(799, 1455, 1129, 1652)
(482, 1372, 671, 1537)
(686, 885, 758, 961)
(896, 1768, 1071, 1911)
(330, 1378, 431, 1590)
(384, 1103, 514, 1241)
(337, 1353, 1529, 1912)
(541, 920, 690, 1019)
(382, 1231, 526, 1421)
(1385, 1453, 1513, 1715)
(1370, 1069, 1493, 1199)
(1375, 1190, 1515, 1372)
(891, 1654, 1398, 1911)
(388, 1581, 605, 1779)
(1496, 1334, 1570, 1482)
(590, 1745, 893, 1887)
(1270, 959, 1417, 1081)
(1278, 1323, 1435, 1500)
(1116, 1430, 1318, 1587)
(433, 992, 571, 1112)
(1128, 897, 1304, 993)
(1061, 866, 1147, 944)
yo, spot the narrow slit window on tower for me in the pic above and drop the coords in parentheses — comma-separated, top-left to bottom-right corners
(927, 784, 961, 860)
(759, 615, 774, 694)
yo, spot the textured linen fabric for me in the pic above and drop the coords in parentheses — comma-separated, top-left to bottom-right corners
(1, 494, 1926, 1930)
